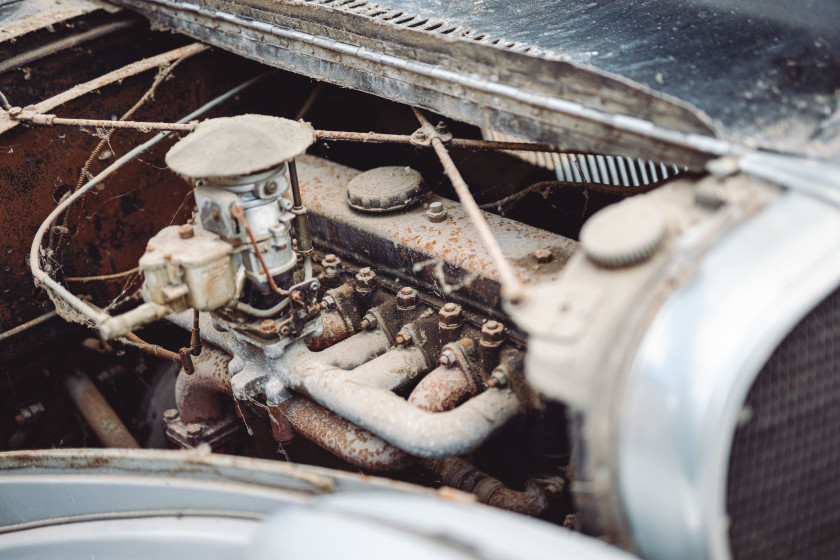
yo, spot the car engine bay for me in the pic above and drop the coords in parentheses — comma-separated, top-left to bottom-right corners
(2, 2, 840, 559)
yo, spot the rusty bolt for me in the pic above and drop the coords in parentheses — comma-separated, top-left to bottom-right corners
(439, 349, 457, 367)
(481, 320, 505, 347)
(179, 224, 195, 239)
(260, 319, 275, 331)
(439, 302, 463, 328)
(15, 402, 45, 426)
(321, 254, 342, 277)
(280, 325, 290, 335)
(395, 330, 412, 346)
(356, 267, 378, 292)
(322, 295, 337, 309)
(8, 107, 22, 118)
(534, 249, 553, 263)
(427, 201, 448, 223)
(186, 423, 204, 437)
(435, 121, 448, 134)
(487, 366, 508, 388)
(360, 313, 377, 330)
(163, 408, 179, 422)
(397, 286, 419, 310)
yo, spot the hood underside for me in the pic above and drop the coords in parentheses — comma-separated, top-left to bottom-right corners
(102, 0, 840, 168)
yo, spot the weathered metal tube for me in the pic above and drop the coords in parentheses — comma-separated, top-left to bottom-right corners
(426, 457, 563, 517)
(63, 372, 140, 448)
(169, 312, 521, 459)
(408, 365, 478, 412)
(274, 396, 415, 472)
(175, 345, 233, 423)
(349, 346, 430, 391)
(282, 341, 523, 458)
(305, 309, 354, 352)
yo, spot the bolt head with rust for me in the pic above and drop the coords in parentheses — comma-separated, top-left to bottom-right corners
(395, 330, 412, 346)
(186, 423, 204, 437)
(355, 267, 378, 292)
(321, 295, 337, 310)
(533, 249, 553, 263)
(178, 224, 195, 239)
(488, 367, 508, 388)
(427, 201, 448, 223)
(163, 408, 179, 422)
(360, 313, 377, 330)
(321, 253, 341, 273)
(397, 286, 419, 310)
(439, 349, 457, 367)
(481, 320, 506, 346)
(260, 319, 276, 331)
(439, 302, 463, 328)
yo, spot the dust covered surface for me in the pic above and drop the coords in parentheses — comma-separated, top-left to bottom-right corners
(165, 114, 316, 179)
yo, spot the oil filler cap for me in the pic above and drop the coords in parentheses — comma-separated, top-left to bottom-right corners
(346, 166, 424, 213)
(580, 200, 667, 268)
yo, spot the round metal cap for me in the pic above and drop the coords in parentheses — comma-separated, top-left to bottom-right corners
(166, 114, 315, 180)
(346, 166, 424, 213)
(580, 200, 667, 267)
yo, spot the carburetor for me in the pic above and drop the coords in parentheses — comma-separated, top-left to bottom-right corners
(99, 115, 323, 351)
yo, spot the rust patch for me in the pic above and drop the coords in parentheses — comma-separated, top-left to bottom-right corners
(276, 397, 415, 472)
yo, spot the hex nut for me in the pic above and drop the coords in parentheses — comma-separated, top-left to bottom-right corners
(439, 349, 457, 367)
(321, 254, 341, 270)
(397, 286, 419, 310)
(163, 408, 179, 422)
(533, 249, 552, 263)
(395, 330, 412, 346)
(360, 313, 377, 330)
(439, 303, 463, 328)
(178, 224, 195, 239)
(356, 267, 378, 292)
(427, 201, 448, 223)
(481, 320, 505, 347)
(186, 423, 204, 437)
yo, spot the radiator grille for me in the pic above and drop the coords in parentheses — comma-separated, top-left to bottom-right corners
(727, 286, 840, 559)
(480, 129, 683, 187)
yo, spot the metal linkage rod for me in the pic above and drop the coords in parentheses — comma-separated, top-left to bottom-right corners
(314, 128, 568, 153)
(315, 129, 412, 144)
(450, 137, 564, 153)
(12, 116, 566, 155)
(0, 310, 58, 342)
(9, 111, 196, 132)
(412, 108, 526, 302)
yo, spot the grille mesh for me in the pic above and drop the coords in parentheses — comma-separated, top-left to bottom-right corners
(727, 286, 840, 559)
